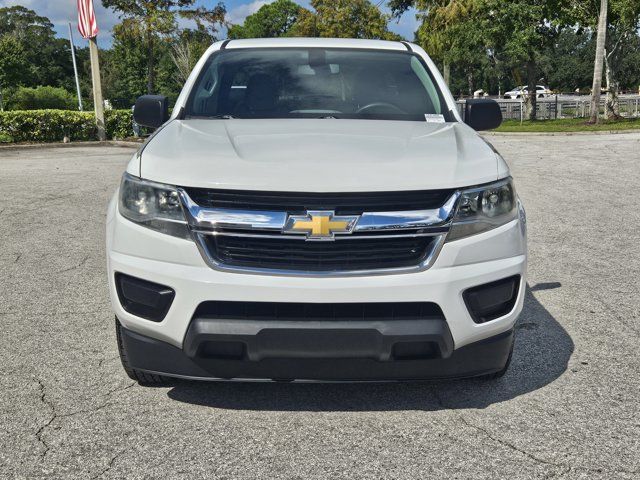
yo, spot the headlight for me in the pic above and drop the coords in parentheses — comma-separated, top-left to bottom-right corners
(118, 173, 190, 239)
(447, 178, 517, 241)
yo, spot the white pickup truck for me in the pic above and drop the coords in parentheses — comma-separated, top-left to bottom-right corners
(107, 38, 527, 384)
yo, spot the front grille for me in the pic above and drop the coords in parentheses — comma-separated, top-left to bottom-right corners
(193, 300, 444, 321)
(182, 188, 455, 214)
(203, 234, 436, 272)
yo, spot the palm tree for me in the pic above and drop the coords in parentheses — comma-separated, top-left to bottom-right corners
(589, 0, 608, 124)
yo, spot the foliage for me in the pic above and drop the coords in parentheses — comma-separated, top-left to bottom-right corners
(102, 0, 226, 93)
(413, 1, 487, 96)
(291, 0, 402, 40)
(228, 0, 304, 39)
(102, 19, 150, 108)
(0, 35, 26, 93)
(0, 6, 75, 92)
(5, 86, 77, 111)
(537, 30, 595, 92)
(0, 109, 135, 143)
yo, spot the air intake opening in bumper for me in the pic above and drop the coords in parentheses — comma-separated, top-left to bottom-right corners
(463, 275, 521, 324)
(115, 273, 175, 322)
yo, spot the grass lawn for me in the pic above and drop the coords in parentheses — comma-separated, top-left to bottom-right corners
(495, 117, 640, 132)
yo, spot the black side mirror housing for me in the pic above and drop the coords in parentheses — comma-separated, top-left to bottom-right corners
(133, 95, 169, 129)
(464, 99, 502, 131)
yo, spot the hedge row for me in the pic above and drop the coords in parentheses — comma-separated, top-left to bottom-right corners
(0, 109, 136, 143)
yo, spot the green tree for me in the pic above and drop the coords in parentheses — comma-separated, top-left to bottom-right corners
(479, 0, 563, 120)
(228, 0, 304, 39)
(102, 19, 149, 107)
(411, 1, 487, 95)
(291, 0, 402, 40)
(102, 0, 226, 93)
(537, 29, 595, 93)
(0, 6, 74, 91)
(0, 35, 26, 110)
(565, 0, 640, 120)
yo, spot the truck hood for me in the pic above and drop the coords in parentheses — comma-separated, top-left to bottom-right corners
(137, 119, 502, 191)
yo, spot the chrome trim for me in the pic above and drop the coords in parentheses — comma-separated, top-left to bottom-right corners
(192, 230, 445, 240)
(178, 188, 459, 277)
(179, 189, 460, 233)
(192, 232, 448, 278)
(180, 191, 287, 230)
(356, 192, 459, 231)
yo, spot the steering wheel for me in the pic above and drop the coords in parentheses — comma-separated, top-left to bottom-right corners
(356, 102, 406, 114)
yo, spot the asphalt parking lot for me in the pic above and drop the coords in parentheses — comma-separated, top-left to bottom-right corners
(1, 132, 639, 479)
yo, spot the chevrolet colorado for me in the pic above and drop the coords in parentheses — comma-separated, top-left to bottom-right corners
(107, 38, 527, 384)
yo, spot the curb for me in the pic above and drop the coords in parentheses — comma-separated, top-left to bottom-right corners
(486, 129, 640, 136)
(0, 140, 142, 151)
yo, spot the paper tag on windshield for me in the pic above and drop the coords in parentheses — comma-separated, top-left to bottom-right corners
(424, 114, 445, 123)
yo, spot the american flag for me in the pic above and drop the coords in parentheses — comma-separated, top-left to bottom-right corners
(77, 0, 99, 39)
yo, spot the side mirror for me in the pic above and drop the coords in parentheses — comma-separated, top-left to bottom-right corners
(133, 95, 169, 129)
(464, 99, 502, 131)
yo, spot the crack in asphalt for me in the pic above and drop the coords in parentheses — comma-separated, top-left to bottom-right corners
(57, 255, 89, 274)
(431, 390, 639, 476)
(91, 452, 122, 479)
(35, 379, 56, 460)
(33, 378, 135, 463)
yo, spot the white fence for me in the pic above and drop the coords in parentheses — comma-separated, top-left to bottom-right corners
(456, 95, 640, 121)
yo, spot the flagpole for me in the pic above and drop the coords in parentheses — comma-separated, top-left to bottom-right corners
(88, 36, 105, 141)
(68, 23, 83, 111)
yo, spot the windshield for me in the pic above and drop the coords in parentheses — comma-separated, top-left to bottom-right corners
(185, 48, 450, 121)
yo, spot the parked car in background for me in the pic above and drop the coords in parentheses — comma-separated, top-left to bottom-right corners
(504, 85, 552, 99)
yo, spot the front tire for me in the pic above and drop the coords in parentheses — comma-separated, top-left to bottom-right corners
(115, 318, 168, 386)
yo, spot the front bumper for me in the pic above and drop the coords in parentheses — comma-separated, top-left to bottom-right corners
(107, 194, 527, 381)
(119, 319, 514, 381)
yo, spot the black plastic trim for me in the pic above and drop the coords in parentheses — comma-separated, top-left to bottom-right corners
(115, 273, 175, 322)
(117, 319, 515, 381)
(400, 41, 412, 51)
(463, 275, 521, 324)
(220, 39, 231, 50)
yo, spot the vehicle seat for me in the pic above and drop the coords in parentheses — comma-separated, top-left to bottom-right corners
(235, 73, 279, 116)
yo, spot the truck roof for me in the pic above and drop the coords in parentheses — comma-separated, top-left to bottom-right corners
(217, 37, 411, 52)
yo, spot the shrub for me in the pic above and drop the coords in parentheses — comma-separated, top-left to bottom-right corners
(0, 109, 136, 143)
(105, 109, 135, 139)
(0, 132, 13, 143)
(7, 86, 77, 111)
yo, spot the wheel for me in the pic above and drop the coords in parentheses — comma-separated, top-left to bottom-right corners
(538, 94, 544, 98)
(115, 318, 168, 386)
(482, 342, 514, 380)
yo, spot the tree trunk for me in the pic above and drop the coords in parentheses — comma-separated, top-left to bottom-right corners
(604, 48, 620, 119)
(147, 33, 155, 94)
(526, 58, 537, 121)
(589, 0, 608, 124)
(467, 71, 473, 98)
(443, 62, 450, 88)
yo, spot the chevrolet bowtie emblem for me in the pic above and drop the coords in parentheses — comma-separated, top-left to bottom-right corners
(284, 211, 359, 241)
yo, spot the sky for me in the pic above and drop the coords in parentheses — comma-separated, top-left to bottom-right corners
(0, 0, 420, 48)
